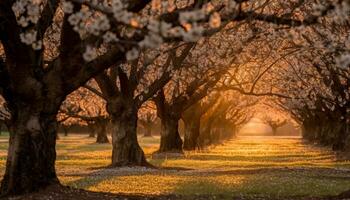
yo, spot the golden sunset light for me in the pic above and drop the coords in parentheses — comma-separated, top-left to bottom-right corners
(0, 0, 349, 199)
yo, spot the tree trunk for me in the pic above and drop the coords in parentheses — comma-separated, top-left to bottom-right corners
(110, 110, 148, 166)
(143, 124, 152, 137)
(272, 127, 277, 136)
(96, 130, 109, 143)
(183, 117, 200, 151)
(302, 121, 316, 142)
(0, 105, 60, 195)
(199, 119, 214, 148)
(157, 117, 183, 153)
(89, 131, 95, 138)
(87, 122, 96, 138)
(332, 123, 349, 151)
(95, 120, 109, 144)
(63, 126, 69, 136)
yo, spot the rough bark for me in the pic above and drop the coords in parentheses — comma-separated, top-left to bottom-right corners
(107, 98, 148, 167)
(0, 102, 60, 195)
(110, 110, 148, 166)
(158, 117, 183, 153)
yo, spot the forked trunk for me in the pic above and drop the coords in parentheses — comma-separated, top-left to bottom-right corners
(183, 117, 200, 151)
(0, 105, 60, 195)
(158, 117, 183, 153)
(111, 110, 148, 167)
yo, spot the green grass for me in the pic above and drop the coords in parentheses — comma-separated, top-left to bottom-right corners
(0, 134, 350, 198)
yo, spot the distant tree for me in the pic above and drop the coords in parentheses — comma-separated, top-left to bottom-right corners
(138, 102, 157, 137)
(263, 117, 287, 136)
(182, 94, 219, 150)
(200, 92, 256, 146)
(60, 87, 109, 143)
(153, 65, 224, 153)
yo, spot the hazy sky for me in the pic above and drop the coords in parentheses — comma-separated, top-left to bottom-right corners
(239, 118, 272, 135)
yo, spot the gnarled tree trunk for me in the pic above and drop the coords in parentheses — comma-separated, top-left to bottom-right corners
(158, 117, 183, 153)
(109, 102, 148, 167)
(1, 102, 60, 195)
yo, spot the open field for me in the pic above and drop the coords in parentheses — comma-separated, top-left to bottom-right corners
(1, 134, 350, 199)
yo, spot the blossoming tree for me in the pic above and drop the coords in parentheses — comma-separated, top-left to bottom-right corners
(0, 0, 341, 195)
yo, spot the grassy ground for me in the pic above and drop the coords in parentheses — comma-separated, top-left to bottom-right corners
(0, 134, 350, 199)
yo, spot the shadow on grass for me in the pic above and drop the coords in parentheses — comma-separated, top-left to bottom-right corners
(171, 169, 350, 199)
(64, 164, 194, 190)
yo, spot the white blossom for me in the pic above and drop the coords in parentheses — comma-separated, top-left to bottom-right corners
(68, 14, 81, 26)
(114, 10, 133, 24)
(126, 48, 140, 61)
(179, 10, 205, 25)
(336, 54, 350, 69)
(28, 14, 39, 24)
(12, 0, 26, 17)
(147, 20, 160, 33)
(32, 40, 42, 50)
(83, 46, 98, 62)
(12, 0, 41, 26)
(62, 1, 74, 14)
(26, 3, 40, 16)
(103, 32, 118, 43)
(139, 33, 163, 49)
(168, 27, 185, 37)
(160, 21, 172, 37)
(111, 0, 124, 13)
(226, 0, 238, 11)
(182, 25, 204, 42)
(18, 16, 29, 27)
(19, 30, 37, 45)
